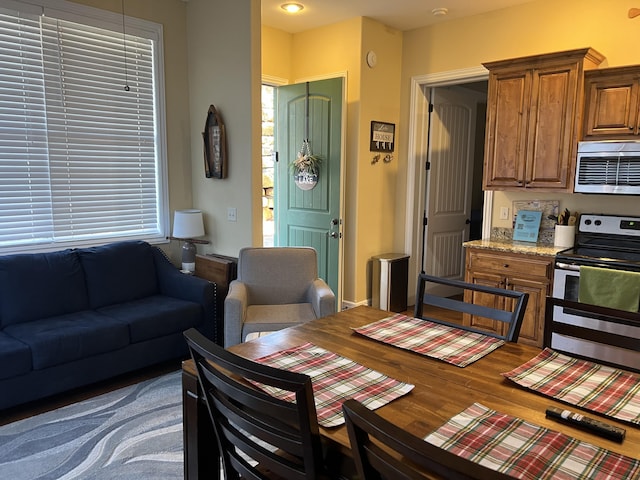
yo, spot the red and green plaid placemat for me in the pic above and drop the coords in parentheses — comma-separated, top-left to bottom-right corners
(253, 342, 414, 428)
(503, 348, 640, 425)
(426, 403, 640, 479)
(353, 313, 504, 367)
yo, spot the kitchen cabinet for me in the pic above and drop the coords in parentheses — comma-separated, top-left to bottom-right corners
(483, 48, 604, 191)
(583, 65, 640, 138)
(463, 247, 553, 347)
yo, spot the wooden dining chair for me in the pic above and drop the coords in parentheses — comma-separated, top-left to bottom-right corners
(342, 399, 515, 480)
(414, 274, 528, 342)
(183, 328, 330, 480)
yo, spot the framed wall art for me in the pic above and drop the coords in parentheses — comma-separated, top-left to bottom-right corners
(370, 121, 395, 152)
(202, 104, 227, 179)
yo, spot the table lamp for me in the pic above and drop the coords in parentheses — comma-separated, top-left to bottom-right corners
(172, 209, 206, 273)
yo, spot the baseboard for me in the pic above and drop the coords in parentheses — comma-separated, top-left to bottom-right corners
(341, 299, 369, 311)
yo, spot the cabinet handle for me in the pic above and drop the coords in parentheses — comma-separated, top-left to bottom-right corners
(503, 264, 509, 268)
(630, 126, 634, 130)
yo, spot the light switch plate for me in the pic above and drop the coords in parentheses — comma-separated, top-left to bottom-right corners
(227, 207, 237, 222)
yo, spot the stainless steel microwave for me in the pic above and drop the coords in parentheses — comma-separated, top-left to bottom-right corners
(575, 141, 640, 194)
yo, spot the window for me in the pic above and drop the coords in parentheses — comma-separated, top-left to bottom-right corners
(0, 0, 167, 254)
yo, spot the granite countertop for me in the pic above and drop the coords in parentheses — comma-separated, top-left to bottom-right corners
(463, 239, 568, 257)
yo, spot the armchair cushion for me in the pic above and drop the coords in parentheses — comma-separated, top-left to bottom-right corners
(238, 247, 319, 305)
(224, 247, 336, 347)
(242, 303, 316, 338)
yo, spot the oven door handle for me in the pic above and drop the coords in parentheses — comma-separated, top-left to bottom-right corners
(555, 262, 581, 272)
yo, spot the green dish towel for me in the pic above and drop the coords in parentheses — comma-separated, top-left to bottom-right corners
(578, 266, 640, 312)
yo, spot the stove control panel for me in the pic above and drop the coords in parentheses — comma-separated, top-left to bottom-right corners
(580, 214, 640, 237)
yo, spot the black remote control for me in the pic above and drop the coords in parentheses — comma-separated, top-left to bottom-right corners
(545, 406, 626, 443)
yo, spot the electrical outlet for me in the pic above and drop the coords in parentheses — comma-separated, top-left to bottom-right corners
(227, 207, 237, 222)
(500, 206, 509, 220)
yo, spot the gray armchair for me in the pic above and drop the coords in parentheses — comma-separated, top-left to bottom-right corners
(224, 247, 336, 347)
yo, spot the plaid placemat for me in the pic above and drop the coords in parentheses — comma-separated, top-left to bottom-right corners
(425, 403, 640, 479)
(253, 342, 414, 428)
(502, 348, 640, 425)
(352, 313, 504, 367)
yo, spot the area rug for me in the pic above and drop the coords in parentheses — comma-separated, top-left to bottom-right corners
(0, 371, 184, 480)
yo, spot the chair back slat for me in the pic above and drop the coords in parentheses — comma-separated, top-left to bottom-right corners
(343, 399, 515, 480)
(184, 328, 327, 480)
(414, 274, 528, 342)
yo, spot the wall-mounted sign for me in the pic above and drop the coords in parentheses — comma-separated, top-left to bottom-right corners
(370, 121, 395, 152)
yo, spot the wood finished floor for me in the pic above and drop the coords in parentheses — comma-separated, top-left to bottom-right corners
(1, 304, 462, 426)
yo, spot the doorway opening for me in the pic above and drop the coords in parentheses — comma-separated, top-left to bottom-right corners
(405, 68, 491, 305)
(261, 84, 276, 247)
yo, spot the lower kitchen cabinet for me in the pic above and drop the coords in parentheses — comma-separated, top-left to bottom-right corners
(463, 247, 553, 347)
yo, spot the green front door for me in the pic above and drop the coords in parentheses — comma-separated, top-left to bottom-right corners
(275, 78, 343, 304)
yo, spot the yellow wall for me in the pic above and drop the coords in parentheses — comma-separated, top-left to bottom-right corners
(399, 0, 640, 261)
(262, 25, 292, 82)
(186, 0, 262, 255)
(262, 17, 403, 304)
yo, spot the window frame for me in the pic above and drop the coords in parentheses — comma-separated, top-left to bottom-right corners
(0, 0, 169, 254)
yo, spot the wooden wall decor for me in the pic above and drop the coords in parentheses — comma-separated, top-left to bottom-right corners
(202, 105, 227, 179)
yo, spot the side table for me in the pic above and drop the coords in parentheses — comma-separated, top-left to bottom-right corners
(194, 254, 237, 345)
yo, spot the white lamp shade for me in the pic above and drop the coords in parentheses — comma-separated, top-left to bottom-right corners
(173, 209, 205, 239)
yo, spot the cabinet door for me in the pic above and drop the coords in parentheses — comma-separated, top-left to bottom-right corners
(506, 275, 549, 347)
(526, 62, 579, 189)
(462, 270, 507, 337)
(583, 74, 640, 138)
(483, 69, 530, 189)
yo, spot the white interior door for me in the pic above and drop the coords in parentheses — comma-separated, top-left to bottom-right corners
(423, 86, 480, 295)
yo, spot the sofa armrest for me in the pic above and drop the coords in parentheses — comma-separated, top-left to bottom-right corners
(307, 278, 336, 318)
(152, 248, 216, 340)
(224, 280, 248, 347)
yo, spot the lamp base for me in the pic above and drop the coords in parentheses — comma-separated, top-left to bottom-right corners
(181, 241, 197, 273)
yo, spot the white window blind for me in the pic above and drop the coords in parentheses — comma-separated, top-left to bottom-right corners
(0, 2, 166, 253)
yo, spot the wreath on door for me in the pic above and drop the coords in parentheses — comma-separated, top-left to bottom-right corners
(289, 83, 322, 191)
(290, 139, 322, 190)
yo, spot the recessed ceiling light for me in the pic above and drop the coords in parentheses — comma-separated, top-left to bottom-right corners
(432, 7, 448, 16)
(281, 3, 304, 14)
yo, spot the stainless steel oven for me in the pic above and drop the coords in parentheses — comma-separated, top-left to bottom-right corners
(552, 214, 640, 367)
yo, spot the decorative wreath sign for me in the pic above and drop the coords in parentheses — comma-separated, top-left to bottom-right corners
(290, 139, 321, 191)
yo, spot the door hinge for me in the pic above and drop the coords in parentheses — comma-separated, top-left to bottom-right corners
(425, 161, 431, 171)
(428, 103, 434, 113)
(273, 151, 279, 162)
(423, 215, 428, 226)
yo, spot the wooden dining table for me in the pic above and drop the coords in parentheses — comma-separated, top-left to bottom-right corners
(181, 305, 640, 479)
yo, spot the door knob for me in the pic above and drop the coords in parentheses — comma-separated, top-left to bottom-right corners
(327, 231, 340, 239)
(330, 218, 339, 226)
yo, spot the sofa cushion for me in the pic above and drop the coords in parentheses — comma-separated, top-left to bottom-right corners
(97, 295, 202, 343)
(0, 249, 89, 327)
(78, 240, 159, 309)
(0, 332, 32, 379)
(4, 311, 130, 370)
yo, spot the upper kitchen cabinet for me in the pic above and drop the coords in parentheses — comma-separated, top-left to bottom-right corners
(583, 66, 640, 139)
(483, 48, 605, 191)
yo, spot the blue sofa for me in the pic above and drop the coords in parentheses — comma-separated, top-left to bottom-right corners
(0, 240, 215, 410)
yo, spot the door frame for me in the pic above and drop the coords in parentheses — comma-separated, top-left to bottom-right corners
(405, 66, 492, 306)
(264, 72, 348, 309)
